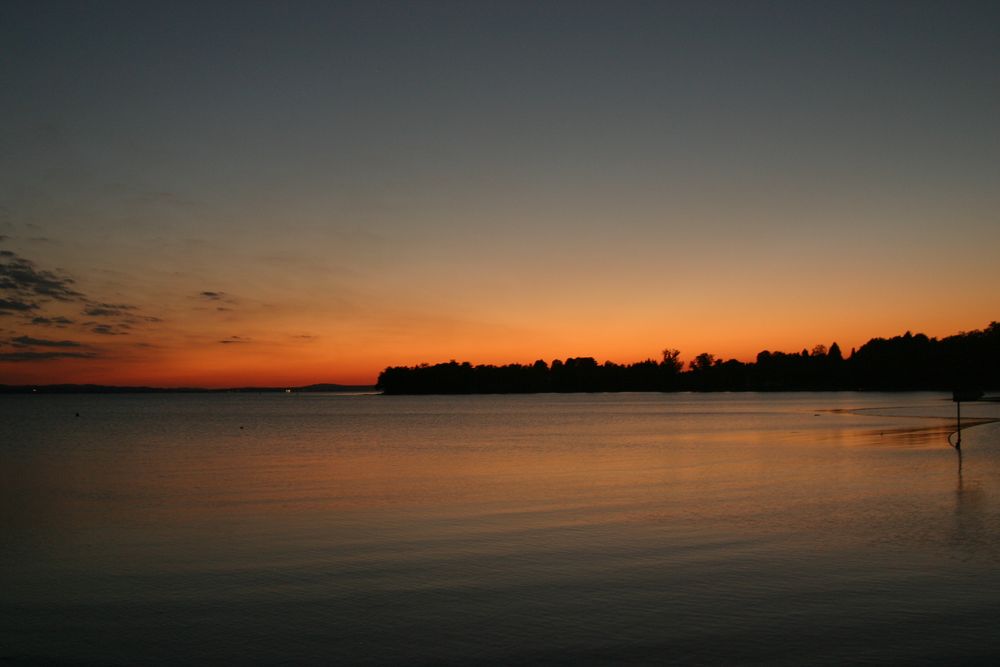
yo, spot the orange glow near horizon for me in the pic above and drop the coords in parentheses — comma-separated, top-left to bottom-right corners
(2, 307, 996, 388)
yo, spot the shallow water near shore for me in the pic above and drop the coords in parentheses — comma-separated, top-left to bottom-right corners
(3, 392, 1000, 665)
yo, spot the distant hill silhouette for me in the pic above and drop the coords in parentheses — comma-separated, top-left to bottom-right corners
(377, 322, 1000, 394)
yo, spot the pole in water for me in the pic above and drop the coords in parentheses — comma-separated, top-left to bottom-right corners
(951, 389, 981, 451)
(956, 400, 961, 450)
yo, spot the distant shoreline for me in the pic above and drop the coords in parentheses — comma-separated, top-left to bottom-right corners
(0, 383, 378, 395)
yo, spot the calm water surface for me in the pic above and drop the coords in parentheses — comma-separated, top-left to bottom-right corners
(2, 392, 1000, 665)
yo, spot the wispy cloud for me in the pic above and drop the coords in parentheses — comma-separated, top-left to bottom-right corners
(91, 324, 126, 335)
(82, 302, 136, 317)
(31, 315, 74, 326)
(197, 290, 238, 311)
(0, 298, 37, 314)
(0, 249, 83, 301)
(219, 335, 250, 344)
(11, 335, 85, 348)
(1, 248, 161, 332)
(0, 350, 98, 362)
(0, 248, 164, 362)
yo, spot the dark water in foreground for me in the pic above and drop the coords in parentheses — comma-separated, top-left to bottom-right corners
(2, 392, 1000, 665)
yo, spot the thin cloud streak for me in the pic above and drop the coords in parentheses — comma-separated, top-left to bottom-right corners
(82, 303, 137, 317)
(0, 350, 98, 361)
(31, 315, 74, 326)
(11, 335, 85, 348)
(0, 298, 37, 313)
(219, 335, 250, 344)
(91, 324, 126, 335)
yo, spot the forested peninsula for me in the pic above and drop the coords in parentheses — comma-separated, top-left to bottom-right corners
(377, 322, 1000, 394)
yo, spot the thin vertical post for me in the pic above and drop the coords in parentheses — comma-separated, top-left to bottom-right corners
(956, 400, 962, 449)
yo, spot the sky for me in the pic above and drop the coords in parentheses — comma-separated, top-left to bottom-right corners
(1, 0, 999, 387)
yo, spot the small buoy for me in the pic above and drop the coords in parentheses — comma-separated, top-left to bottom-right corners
(239, 426, 244, 430)
(75, 412, 80, 418)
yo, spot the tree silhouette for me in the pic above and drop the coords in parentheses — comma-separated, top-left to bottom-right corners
(375, 322, 1000, 394)
(689, 353, 715, 372)
(661, 348, 683, 374)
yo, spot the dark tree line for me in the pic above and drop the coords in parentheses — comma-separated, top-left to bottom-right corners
(376, 322, 1000, 394)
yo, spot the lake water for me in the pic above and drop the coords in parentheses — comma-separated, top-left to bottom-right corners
(2, 392, 1000, 665)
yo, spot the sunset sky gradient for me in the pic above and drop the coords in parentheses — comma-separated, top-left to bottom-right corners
(2, 1, 998, 387)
